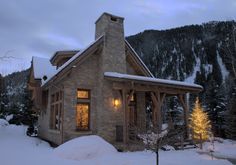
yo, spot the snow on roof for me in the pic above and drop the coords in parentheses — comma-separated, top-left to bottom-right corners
(104, 72, 203, 90)
(32, 56, 57, 80)
(49, 50, 80, 62)
(125, 40, 154, 77)
(42, 35, 104, 86)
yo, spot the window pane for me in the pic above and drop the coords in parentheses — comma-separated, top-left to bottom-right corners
(76, 104, 89, 130)
(77, 89, 89, 99)
(50, 105, 54, 129)
(55, 104, 59, 130)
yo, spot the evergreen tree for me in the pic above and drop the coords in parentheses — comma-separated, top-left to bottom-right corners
(8, 87, 36, 125)
(166, 97, 183, 127)
(205, 78, 227, 136)
(0, 74, 3, 117)
(189, 98, 211, 141)
(225, 82, 236, 139)
(0, 82, 8, 118)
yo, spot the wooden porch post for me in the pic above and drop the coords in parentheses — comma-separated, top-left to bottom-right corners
(122, 89, 128, 145)
(178, 94, 190, 138)
(151, 91, 166, 132)
(151, 92, 158, 129)
(122, 89, 134, 145)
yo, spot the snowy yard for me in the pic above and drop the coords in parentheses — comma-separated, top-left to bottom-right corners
(0, 120, 235, 165)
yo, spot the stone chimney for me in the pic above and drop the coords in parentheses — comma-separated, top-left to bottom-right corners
(95, 13, 126, 73)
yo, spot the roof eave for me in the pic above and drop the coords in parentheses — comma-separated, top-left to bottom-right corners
(42, 35, 104, 88)
(104, 75, 203, 93)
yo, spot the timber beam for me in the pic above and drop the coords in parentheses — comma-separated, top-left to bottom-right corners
(112, 82, 197, 95)
(150, 91, 166, 132)
(122, 89, 135, 145)
(178, 94, 190, 138)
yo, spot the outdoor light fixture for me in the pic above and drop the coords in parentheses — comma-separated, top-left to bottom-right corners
(113, 98, 120, 108)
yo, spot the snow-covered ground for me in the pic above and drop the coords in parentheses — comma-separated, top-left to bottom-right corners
(203, 138, 236, 161)
(0, 120, 234, 165)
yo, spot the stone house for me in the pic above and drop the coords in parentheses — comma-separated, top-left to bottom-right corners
(28, 13, 202, 150)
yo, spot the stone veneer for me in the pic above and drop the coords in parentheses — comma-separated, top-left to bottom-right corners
(38, 13, 147, 150)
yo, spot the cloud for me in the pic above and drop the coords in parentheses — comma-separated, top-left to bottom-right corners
(0, 0, 235, 75)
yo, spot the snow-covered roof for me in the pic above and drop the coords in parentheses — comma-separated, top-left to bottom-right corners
(50, 50, 80, 64)
(42, 35, 104, 86)
(32, 56, 57, 80)
(104, 72, 203, 91)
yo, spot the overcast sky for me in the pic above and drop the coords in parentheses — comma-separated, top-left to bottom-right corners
(0, 0, 236, 75)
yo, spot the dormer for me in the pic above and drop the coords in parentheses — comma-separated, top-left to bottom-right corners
(50, 50, 79, 68)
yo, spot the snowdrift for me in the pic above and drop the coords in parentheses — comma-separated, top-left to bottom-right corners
(0, 119, 9, 127)
(54, 135, 117, 160)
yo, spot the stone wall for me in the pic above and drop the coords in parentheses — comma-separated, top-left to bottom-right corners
(38, 13, 147, 150)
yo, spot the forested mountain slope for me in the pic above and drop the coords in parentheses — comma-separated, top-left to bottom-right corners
(1, 20, 236, 138)
(127, 20, 236, 137)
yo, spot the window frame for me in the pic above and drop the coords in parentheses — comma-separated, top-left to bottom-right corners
(76, 88, 91, 131)
(77, 88, 90, 100)
(76, 102, 90, 131)
(50, 91, 62, 131)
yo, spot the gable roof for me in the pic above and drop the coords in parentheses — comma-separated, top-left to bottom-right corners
(42, 35, 104, 86)
(50, 50, 80, 66)
(32, 36, 155, 87)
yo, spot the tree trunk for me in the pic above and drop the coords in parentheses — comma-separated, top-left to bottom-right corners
(156, 150, 159, 165)
(200, 134, 203, 149)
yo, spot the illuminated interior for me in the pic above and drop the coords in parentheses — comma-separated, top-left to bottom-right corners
(76, 103, 89, 130)
(77, 89, 89, 99)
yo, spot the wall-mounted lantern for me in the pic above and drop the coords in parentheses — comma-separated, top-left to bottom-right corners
(113, 98, 120, 108)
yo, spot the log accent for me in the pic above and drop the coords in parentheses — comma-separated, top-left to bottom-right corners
(109, 78, 200, 142)
(150, 91, 166, 132)
(122, 89, 135, 145)
(178, 94, 189, 138)
(112, 82, 198, 94)
(107, 78, 202, 93)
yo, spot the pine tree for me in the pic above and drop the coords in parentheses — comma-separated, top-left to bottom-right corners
(0, 74, 3, 116)
(166, 97, 183, 127)
(189, 98, 211, 141)
(225, 83, 236, 140)
(205, 78, 227, 137)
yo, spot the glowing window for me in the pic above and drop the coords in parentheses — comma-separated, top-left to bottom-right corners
(76, 103, 89, 130)
(77, 89, 89, 99)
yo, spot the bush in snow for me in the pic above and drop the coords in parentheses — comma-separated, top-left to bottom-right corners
(54, 135, 117, 161)
(139, 124, 179, 165)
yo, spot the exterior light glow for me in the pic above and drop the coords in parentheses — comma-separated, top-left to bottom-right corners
(189, 98, 211, 142)
(114, 98, 120, 108)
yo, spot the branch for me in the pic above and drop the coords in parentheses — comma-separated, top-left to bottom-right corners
(0, 50, 16, 61)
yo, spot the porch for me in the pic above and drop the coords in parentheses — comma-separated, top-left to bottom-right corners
(104, 72, 203, 147)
